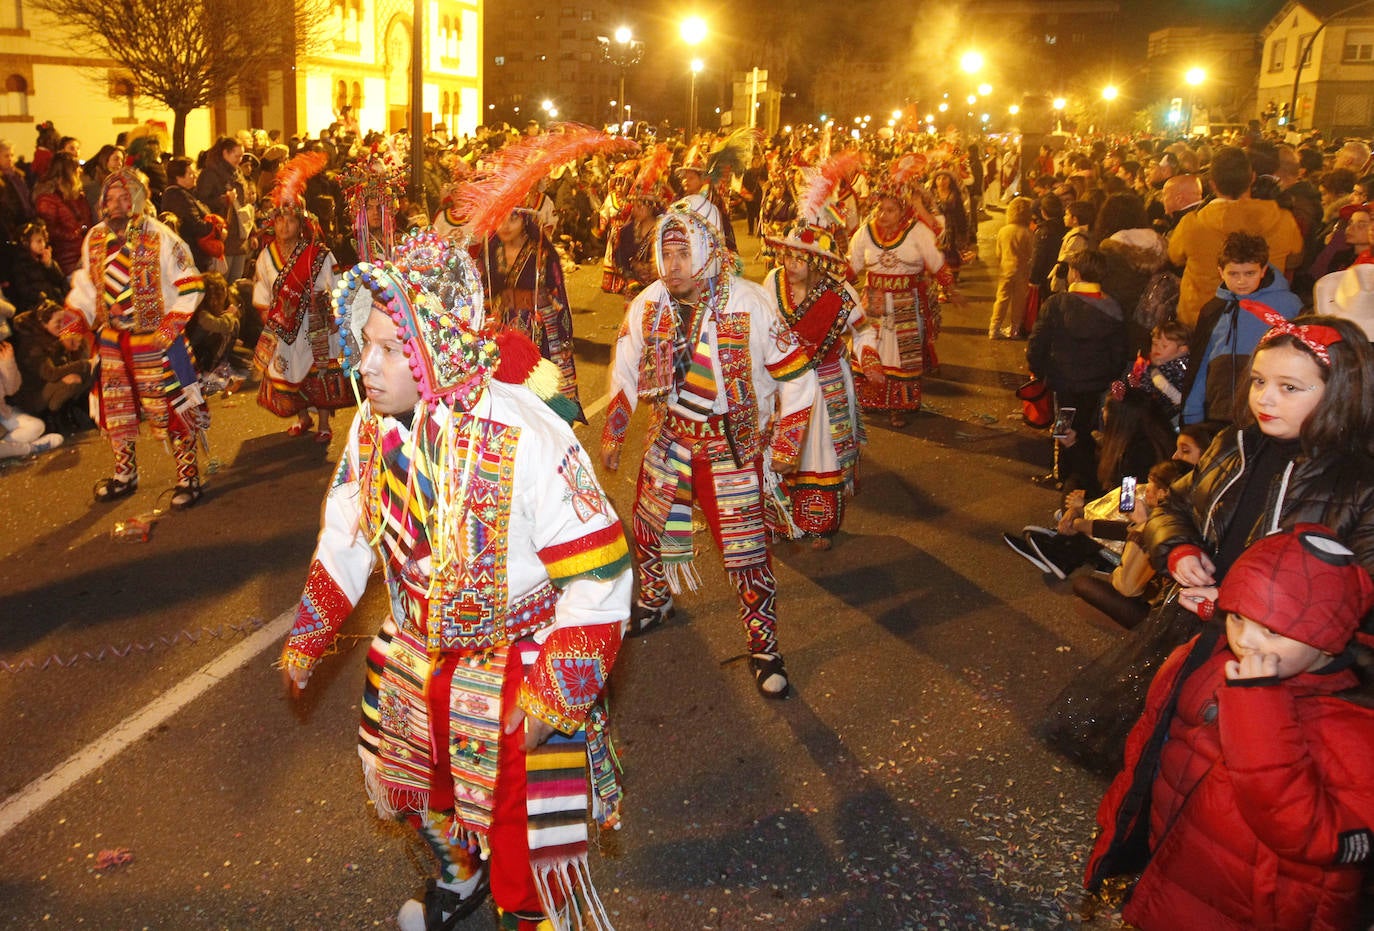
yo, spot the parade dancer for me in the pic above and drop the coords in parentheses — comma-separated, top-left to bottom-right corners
(848, 154, 961, 428)
(601, 203, 818, 699)
(251, 152, 352, 443)
(763, 220, 866, 550)
(67, 169, 208, 509)
(281, 230, 632, 931)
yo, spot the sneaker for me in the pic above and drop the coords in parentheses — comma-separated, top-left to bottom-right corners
(749, 652, 790, 699)
(1002, 532, 1053, 573)
(397, 868, 490, 931)
(1024, 529, 1094, 581)
(29, 432, 64, 454)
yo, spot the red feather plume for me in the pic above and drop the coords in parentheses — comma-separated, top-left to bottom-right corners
(457, 123, 639, 238)
(797, 149, 865, 225)
(272, 151, 328, 209)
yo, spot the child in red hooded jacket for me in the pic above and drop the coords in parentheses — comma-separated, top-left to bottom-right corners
(1086, 524, 1374, 931)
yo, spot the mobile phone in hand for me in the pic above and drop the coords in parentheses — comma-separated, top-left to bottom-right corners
(1051, 406, 1075, 439)
(1118, 475, 1137, 513)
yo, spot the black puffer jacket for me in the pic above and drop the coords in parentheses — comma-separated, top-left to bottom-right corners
(1144, 425, 1374, 578)
(1025, 288, 1128, 395)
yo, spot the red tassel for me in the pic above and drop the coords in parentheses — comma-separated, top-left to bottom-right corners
(493, 328, 541, 384)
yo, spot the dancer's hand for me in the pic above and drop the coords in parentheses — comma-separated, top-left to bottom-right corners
(281, 663, 310, 697)
(601, 444, 620, 472)
(504, 708, 556, 751)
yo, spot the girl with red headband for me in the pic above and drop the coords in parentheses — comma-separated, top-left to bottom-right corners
(1041, 313, 1374, 775)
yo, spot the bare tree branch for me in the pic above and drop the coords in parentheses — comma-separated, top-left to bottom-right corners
(34, 0, 333, 152)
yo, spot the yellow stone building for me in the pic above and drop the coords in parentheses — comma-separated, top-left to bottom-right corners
(0, 0, 481, 155)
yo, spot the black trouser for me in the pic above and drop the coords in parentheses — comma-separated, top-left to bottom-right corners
(1055, 390, 1104, 497)
(1071, 573, 1149, 630)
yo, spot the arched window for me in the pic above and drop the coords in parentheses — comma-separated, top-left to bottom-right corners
(2, 74, 27, 117)
(351, 81, 363, 113)
(336, 80, 348, 112)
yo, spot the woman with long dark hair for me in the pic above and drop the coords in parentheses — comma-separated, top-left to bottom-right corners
(32, 152, 92, 275)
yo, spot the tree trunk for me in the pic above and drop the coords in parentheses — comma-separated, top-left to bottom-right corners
(173, 108, 189, 157)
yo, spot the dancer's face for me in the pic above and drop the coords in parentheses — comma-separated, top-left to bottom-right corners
(359, 304, 422, 416)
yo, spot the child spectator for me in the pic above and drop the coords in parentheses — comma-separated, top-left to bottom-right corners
(1048, 199, 1096, 293)
(184, 271, 242, 379)
(1181, 231, 1302, 427)
(989, 195, 1034, 339)
(1068, 459, 1193, 630)
(0, 295, 63, 459)
(1027, 248, 1130, 495)
(10, 300, 95, 433)
(1118, 319, 1191, 423)
(5, 221, 69, 314)
(1087, 524, 1374, 931)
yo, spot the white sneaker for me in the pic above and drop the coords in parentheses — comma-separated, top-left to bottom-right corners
(396, 870, 489, 931)
(29, 433, 64, 454)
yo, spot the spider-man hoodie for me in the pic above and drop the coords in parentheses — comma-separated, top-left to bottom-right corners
(1085, 631, 1374, 931)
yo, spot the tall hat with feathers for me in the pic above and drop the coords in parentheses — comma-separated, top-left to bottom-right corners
(628, 144, 673, 207)
(873, 152, 929, 210)
(765, 149, 864, 278)
(266, 151, 328, 226)
(339, 141, 409, 262)
(676, 128, 762, 182)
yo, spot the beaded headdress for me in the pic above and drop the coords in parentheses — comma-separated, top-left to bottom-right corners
(656, 200, 737, 283)
(335, 229, 496, 409)
(99, 168, 148, 219)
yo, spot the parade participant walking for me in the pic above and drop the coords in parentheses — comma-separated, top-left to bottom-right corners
(251, 152, 352, 443)
(480, 208, 582, 419)
(613, 147, 672, 300)
(601, 203, 818, 699)
(281, 230, 632, 931)
(675, 131, 755, 253)
(848, 155, 960, 427)
(67, 169, 208, 509)
(763, 221, 866, 550)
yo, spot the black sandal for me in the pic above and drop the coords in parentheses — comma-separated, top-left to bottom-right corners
(749, 652, 791, 700)
(626, 599, 675, 637)
(93, 475, 138, 503)
(170, 477, 203, 511)
(426, 868, 491, 930)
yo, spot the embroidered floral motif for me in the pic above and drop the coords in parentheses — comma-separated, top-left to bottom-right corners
(558, 447, 608, 522)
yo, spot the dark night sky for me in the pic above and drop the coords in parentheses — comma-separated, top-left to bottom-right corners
(614, 0, 1288, 127)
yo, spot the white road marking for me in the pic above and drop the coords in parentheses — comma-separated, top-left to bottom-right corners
(0, 606, 295, 840)
(580, 391, 610, 421)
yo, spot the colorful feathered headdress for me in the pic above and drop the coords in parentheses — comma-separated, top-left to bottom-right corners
(455, 123, 638, 239)
(268, 151, 328, 220)
(676, 128, 762, 182)
(629, 144, 673, 206)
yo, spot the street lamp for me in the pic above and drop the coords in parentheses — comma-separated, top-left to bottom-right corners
(598, 26, 643, 132)
(689, 57, 705, 137)
(681, 16, 707, 136)
(960, 50, 984, 74)
(1102, 85, 1119, 132)
(1185, 67, 1205, 134)
(977, 82, 993, 97)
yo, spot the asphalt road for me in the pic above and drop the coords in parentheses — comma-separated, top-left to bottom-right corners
(0, 218, 1133, 930)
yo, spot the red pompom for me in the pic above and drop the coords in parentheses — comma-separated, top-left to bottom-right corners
(493, 327, 541, 384)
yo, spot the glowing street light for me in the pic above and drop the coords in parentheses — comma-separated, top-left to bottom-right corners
(1008, 104, 1020, 115)
(1052, 97, 1067, 110)
(892, 109, 903, 120)
(614, 25, 632, 44)
(977, 82, 992, 96)
(937, 102, 949, 113)
(967, 94, 977, 105)
(541, 99, 553, 112)
(1102, 84, 1119, 101)
(1185, 67, 1205, 86)
(960, 50, 984, 74)
(680, 15, 707, 46)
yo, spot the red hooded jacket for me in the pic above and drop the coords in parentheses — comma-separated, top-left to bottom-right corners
(1086, 633, 1374, 930)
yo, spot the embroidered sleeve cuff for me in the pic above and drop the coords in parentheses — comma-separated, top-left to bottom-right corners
(539, 523, 633, 586)
(519, 623, 622, 733)
(282, 558, 353, 665)
(933, 265, 955, 289)
(601, 390, 633, 455)
(771, 406, 810, 467)
(765, 345, 811, 382)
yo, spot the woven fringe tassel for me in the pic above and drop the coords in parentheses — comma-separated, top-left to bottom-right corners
(358, 753, 428, 822)
(761, 454, 803, 540)
(663, 560, 701, 595)
(531, 857, 614, 931)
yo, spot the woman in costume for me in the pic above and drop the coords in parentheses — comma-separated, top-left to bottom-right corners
(597, 162, 634, 294)
(612, 146, 672, 300)
(481, 209, 581, 419)
(847, 154, 959, 427)
(763, 221, 866, 549)
(251, 152, 352, 442)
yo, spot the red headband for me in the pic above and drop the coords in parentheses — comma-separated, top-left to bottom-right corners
(1240, 300, 1344, 367)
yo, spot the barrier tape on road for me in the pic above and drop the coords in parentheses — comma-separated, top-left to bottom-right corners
(0, 620, 371, 674)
